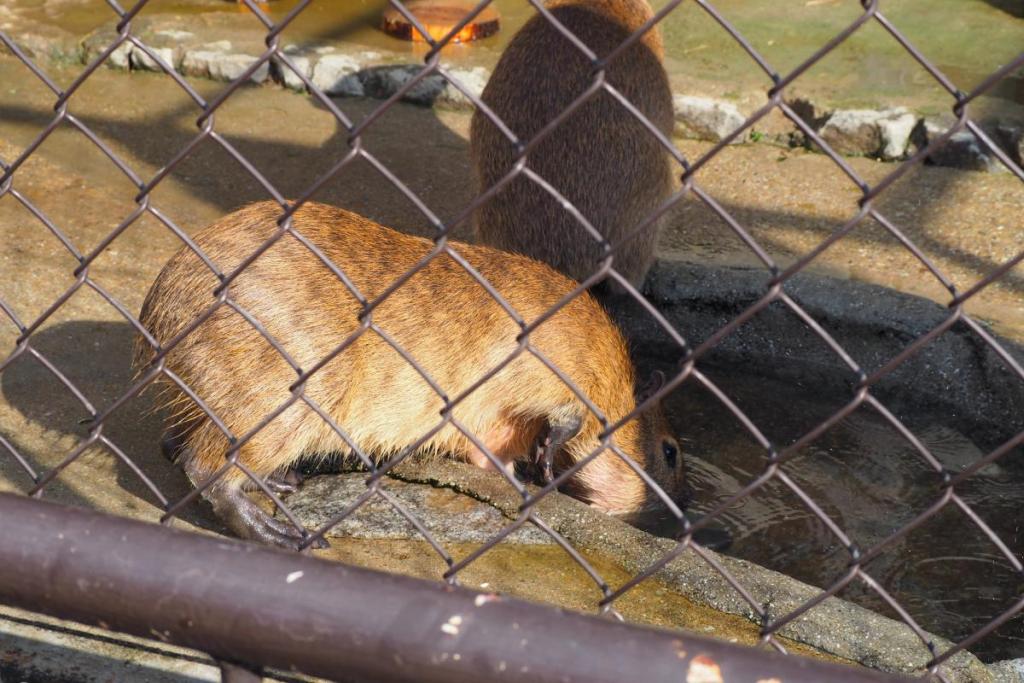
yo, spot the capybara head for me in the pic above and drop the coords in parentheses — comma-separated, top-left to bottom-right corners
(567, 374, 689, 515)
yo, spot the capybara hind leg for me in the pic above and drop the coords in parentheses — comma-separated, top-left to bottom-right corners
(467, 422, 519, 475)
(466, 446, 516, 477)
(537, 415, 582, 483)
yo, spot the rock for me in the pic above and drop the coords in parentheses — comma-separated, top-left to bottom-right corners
(819, 107, 916, 159)
(310, 53, 363, 96)
(990, 659, 1024, 683)
(876, 110, 918, 160)
(398, 458, 994, 683)
(281, 473, 553, 545)
(1, 32, 65, 63)
(106, 41, 132, 70)
(273, 45, 316, 91)
(787, 97, 830, 131)
(673, 95, 746, 143)
(910, 118, 1000, 172)
(182, 42, 267, 84)
(181, 48, 222, 79)
(208, 53, 270, 84)
(994, 124, 1023, 169)
(273, 52, 313, 91)
(437, 65, 489, 109)
(79, 34, 132, 71)
(360, 64, 447, 106)
(80, 31, 109, 64)
(820, 109, 882, 155)
(204, 40, 233, 53)
(129, 45, 179, 73)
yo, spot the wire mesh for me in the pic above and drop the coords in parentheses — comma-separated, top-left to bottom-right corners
(0, 0, 1022, 680)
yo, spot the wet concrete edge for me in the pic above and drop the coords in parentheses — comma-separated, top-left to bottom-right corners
(631, 258, 1024, 462)
(389, 458, 996, 682)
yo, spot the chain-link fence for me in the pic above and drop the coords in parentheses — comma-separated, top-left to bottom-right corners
(0, 0, 1022, 681)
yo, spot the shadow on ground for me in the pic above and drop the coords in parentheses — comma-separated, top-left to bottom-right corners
(1, 86, 1019, 302)
(982, 0, 1024, 17)
(0, 320, 218, 530)
(0, 83, 476, 239)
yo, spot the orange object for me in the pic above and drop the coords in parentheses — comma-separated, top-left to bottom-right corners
(381, 1, 500, 43)
(236, 0, 272, 12)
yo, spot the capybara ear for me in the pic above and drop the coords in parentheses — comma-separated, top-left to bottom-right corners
(637, 370, 666, 403)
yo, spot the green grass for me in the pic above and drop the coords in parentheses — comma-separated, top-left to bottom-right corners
(652, 0, 1023, 115)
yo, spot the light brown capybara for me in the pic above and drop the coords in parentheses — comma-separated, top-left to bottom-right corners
(136, 201, 686, 547)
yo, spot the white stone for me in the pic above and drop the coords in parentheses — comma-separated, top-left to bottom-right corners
(438, 66, 489, 109)
(106, 41, 132, 70)
(820, 108, 882, 156)
(820, 107, 916, 159)
(311, 54, 363, 96)
(181, 49, 221, 78)
(130, 45, 178, 72)
(988, 657, 1024, 683)
(673, 95, 746, 143)
(207, 53, 270, 83)
(273, 53, 312, 91)
(876, 109, 917, 160)
(180, 42, 234, 79)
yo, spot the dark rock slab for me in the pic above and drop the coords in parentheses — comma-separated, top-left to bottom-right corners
(283, 472, 553, 545)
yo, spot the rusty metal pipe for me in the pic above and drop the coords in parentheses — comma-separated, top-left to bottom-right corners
(0, 493, 904, 683)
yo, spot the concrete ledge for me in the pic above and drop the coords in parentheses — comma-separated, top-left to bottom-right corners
(387, 458, 994, 682)
(628, 260, 1024, 463)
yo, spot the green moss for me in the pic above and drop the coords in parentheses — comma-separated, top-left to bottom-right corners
(649, 0, 1023, 119)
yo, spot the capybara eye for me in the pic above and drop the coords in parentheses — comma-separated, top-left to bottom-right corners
(662, 441, 678, 468)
